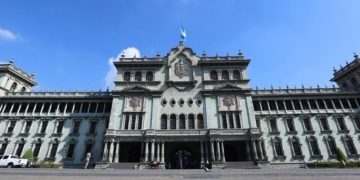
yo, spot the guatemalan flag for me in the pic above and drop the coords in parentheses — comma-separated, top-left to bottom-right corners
(180, 26, 187, 41)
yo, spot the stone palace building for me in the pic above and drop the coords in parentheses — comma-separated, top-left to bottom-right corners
(0, 42, 359, 169)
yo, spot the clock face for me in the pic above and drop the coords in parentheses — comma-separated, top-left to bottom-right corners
(174, 57, 189, 78)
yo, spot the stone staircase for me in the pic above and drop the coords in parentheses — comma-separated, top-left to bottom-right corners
(107, 162, 139, 169)
(224, 161, 260, 169)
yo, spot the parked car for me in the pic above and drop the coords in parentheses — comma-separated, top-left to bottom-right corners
(0, 155, 29, 168)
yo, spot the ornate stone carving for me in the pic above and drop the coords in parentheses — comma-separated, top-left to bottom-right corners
(222, 96, 234, 107)
(129, 97, 141, 109)
(174, 57, 189, 78)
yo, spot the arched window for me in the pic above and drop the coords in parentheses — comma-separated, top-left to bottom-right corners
(146, 71, 154, 82)
(135, 71, 142, 81)
(179, 114, 185, 129)
(197, 114, 204, 129)
(0, 138, 9, 155)
(170, 114, 176, 129)
(49, 138, 59, 158)
(20, 87, 26, 93)
(233, 70, 241, 80)
(15, 138, 25, 157)
(210, 70, 218, 80)
(188, 114, 195, 129)
(222, 70, 229, 80)
(161, 114, 167, 129)
(10, 82, 17, 92)
(124, 72, 131, 82)
(33, 138, 42, 158)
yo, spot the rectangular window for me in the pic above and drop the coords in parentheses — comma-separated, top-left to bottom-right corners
(309, 99, 317, 109)
(34, 103, 42, 113)
(303, 118, 313, 131)
(73, 103, 81, 113)
(40, 121, 48, 133)
(301, 100, 309, 110)
(33, 143, 41, 158)
(354, 117, 360, 130)
(66, 144, 75, 158)
(50, 103, 58, 113)
(269, 118, 278, 132)
(320, 117, 330, 131)
(341, 99, 350, 109)
(43, 103, 50, 113)
(344, 139, 357, 155)
(274, 141, 284, 156)
(89, 102, 97, 113)
(349, 98, 358, 109)
(292, 141, 302, 156)
(56, 121, 64, 134)
(96, 103, 104, 113)
(325, 99, 334, 109)
(15, 144, 24, 156)
(269, 101, 277, 110)
(285, 100, 293, 110)
(66, 103, 74, 113)
(81, 102, 89, 113)
(58, 103, 66, 113)
(3, 103, 12, 113)
(138, 115, 143, 130)
(72, 121, 80, 134)
(333, 99, 342, 109)
(27, 103, 35, 113)
(19, 103, 27, 113)
(24, 120, 32, 133)
(7, 120, 16, 133)
(327, 139, 337, 156)
(12, 103, 20, 113)
(0, 144, 8, 155)
(286, 118, 296, 132)
(317, 99, 325, 109)
(293, 100, 301, 110)
(124, 114, 129, 130)
(235, 114, 241, 128)
(310, 141, 321, 155)
(277, 100, 285, 110)
(261, 101, 269, 111)
(222, 113, 227, 129)
(50, 143, 58, 158)
(104, 102, 112, 113)
(253, 101, 260, 111)
(89, 121, 97, 133)
(229, 113, 234, 128)
(131, 114, 136, 130)
(336, 117, 347, 131)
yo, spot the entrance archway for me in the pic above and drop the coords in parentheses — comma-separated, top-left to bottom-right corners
(171, 149, 193, 169)
(165, 142, 200, 169)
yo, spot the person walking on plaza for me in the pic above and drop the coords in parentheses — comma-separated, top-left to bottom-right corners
(84, 153, 91, 169)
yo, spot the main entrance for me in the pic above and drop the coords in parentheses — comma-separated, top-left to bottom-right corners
(165, 142, 200, 169)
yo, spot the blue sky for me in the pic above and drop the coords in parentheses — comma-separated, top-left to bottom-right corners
(1, 0, 360, 90)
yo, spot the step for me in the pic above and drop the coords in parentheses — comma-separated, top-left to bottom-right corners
(225, 161, 260, 169)
(107, 162, 139, 169)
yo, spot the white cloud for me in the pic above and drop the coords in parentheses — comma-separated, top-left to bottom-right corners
(0, 28, 20, 41)
(104, 47, 141, 89)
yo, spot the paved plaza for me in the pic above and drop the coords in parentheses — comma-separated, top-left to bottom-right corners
(0, 168, 360, 180)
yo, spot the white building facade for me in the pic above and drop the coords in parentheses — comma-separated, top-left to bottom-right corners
(0, 42, 359, 169)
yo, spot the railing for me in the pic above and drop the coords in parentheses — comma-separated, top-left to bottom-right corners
(253, 87, 342, 95)
(0, 63, 35, 80)
(6, 91, 112, 97)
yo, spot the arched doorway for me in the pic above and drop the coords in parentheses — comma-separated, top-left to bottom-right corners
(165, 142, 201, 169)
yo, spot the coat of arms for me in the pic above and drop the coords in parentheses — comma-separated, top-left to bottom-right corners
(129, 97, 141, 109)
(174, 58, 189, 78)
(222, 96, 234, 108)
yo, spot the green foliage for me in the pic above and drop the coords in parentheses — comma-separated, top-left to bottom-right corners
(336, 148, 346, 162)
(22, 149, 33, 160)
(32, 161, 61, 168)
(307, 161, 360, 168)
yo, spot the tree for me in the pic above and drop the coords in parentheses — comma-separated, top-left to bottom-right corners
(22, 149, 33, 160)
(336, 148, 346, 167)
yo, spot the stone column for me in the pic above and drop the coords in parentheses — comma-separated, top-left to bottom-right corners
(150, 140, 155, 161)
(108, 141, 114, 162)
(257, 140, 263, 161)
(221, 141, 226, 163)
(205, 142, 209, 162)
(157, 143, 160, 162)
(200, 141, 204, 163)
(144, 141, 149, 162)
(185, 116, 189, 130)
(252, 140, 258, 161)
(210, 140, 215, 162)
(232, 113, 237, 128)
(127, 114, 132, 130)
(216, 141, 221, 161)
(113, 142, 120, 163)
(161, 142, 165, 163)
(167, 115, 170, 130)
(101, 142, 107, 162)
(135, 114, 139, 130)
(194, 114, 198, 129)
(226, 113, 230, 129)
